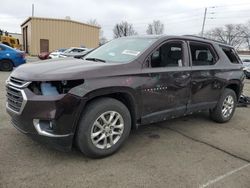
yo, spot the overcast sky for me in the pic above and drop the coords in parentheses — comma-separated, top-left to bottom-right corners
(1, 0, 250, 39)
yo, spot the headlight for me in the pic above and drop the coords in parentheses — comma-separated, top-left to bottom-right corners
(28, 80, 84, 96)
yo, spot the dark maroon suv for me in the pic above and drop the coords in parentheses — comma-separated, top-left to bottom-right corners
(6, 35, 244, 158)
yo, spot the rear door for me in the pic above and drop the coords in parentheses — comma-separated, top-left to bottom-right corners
(188, 41, 220, 112)
(141, 40, 191, 124)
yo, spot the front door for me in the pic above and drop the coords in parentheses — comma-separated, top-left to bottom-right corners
(40, 39, 49, 53)
(141, 40, 191, 124)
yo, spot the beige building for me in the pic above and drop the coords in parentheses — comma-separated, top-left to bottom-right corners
(21, 17, 100, 55)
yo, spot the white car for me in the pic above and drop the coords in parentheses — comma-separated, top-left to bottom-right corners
(49, 48, 67, 59)
(59, 47, 89, 58)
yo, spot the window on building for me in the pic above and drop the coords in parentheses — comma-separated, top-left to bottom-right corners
(150, 42, 183, 68)
(190, 42, 216, 66)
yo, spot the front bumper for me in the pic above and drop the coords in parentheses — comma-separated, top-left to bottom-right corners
(6, 87, 83, 151)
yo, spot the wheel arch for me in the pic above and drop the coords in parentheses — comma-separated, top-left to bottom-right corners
(225, 81, 241, 100)
(74, 87, 140, 133)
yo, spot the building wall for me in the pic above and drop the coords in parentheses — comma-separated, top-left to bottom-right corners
(27, 18, 99, 55)
(21, 21, 32, 53)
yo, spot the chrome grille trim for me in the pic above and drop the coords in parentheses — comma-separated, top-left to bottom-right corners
(7, 77, 31, 89)
(6, 80, 29, 114)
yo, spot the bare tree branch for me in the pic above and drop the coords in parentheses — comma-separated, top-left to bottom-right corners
(113, 21, 137, 38)
(146, 20, 164, 35)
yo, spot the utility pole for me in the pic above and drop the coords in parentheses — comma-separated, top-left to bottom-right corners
(201, 8, 207, 37)
(32, 4, 34, 17)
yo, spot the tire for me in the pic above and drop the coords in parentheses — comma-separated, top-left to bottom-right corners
(76, 97, 131, 158)
(0, 59, 13, 71)
(210, 88, 237, 123)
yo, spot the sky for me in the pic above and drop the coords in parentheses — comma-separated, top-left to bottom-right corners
(1, 0, 250, 39)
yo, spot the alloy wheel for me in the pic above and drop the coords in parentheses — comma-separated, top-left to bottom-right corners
(222, 95, 234, 118)
(90, 111, 124, 149)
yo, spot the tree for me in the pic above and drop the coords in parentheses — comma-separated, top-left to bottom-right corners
(204, 24, 245, 49)
(87, 19, 100, 27)
(146, 20, 164, 35)
(242, 20, 250, 50)
(87, 19, 107, 45)
(113, 21, 137, 38)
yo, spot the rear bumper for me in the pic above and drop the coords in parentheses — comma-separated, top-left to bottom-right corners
(7, 88, 84, 151)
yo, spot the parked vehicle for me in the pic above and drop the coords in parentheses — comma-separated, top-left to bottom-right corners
(0, 43, 26, 71)
(59, 47, 89, 58)
(6, 35, 244, 158)
(243, 62, 250, 78)
(38, 52, 51, 60)
(0, 31, 21, 49)
(239, 55, 250, 63)
(49, 48, 67, 59)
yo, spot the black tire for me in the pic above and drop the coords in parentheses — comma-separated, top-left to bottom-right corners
(0, 59, 13, 71)
(76, 97, 131, 158)
(210, 88, 237, 123)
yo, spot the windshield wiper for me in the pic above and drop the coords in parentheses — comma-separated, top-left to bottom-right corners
(85, 57, 106, 62)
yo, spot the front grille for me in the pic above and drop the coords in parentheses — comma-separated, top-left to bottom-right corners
(6, 86, 24, 113)
(9, 77, 30, 88)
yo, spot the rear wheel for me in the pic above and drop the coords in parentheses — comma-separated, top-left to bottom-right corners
(210, 88, 237, 123)
(76, 98, 131, 158)
(0, 59, 13, 71)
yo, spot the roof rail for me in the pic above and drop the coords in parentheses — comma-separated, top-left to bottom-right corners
(183, 35, 228, 45)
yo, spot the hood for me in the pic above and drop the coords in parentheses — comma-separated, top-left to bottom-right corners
(11, 58, 116, 81)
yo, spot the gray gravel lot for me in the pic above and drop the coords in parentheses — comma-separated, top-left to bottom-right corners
(1, 69, 250, 188)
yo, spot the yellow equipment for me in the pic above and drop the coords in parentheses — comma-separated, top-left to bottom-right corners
(0, 30, 21, 49)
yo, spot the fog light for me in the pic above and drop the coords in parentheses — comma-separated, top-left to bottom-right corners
(33, 119, 54, 135)
(33, 119, 70, 138)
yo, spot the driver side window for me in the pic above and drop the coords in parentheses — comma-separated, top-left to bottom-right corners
(150, 42, 183, 68)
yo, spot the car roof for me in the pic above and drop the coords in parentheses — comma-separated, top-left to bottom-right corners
(123, 35, 234, 48)
(70, 47, 88, 50)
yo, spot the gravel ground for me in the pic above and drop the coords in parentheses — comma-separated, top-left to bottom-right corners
(0, 68, 250, 188)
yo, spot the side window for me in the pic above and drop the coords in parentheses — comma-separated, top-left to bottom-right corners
(150, 42, 183, 68)
(190, 43, 216, 66)
(0, 46, 5, 51)
(221, 46, 240, 64)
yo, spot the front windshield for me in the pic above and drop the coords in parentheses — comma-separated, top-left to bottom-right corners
(84, 37, 157, 63)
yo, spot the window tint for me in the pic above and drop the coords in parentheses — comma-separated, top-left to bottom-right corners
(150, 42, 183, 68)
(221, 47, 240, 64)
(190, 43, 216, 66)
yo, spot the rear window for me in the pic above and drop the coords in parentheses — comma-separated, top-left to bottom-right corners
(221, 46, 240, 64)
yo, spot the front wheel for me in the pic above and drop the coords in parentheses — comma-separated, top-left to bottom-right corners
(76, 98, 131, 158)
(0, 59, 13, 71)
(210, 88, 237, 123)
